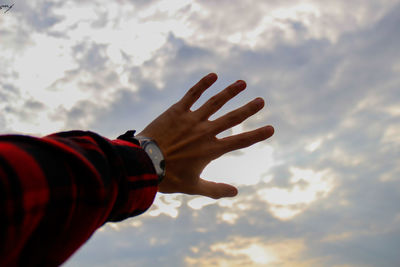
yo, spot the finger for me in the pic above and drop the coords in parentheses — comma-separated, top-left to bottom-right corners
(193, 178, 238, 199)
(210, 97, 265, 134)
(194, 80, 247, 120)
(218, 125, 274, 154)
(178, 73, 218, 110)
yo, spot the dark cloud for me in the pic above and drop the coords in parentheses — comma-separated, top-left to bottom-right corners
(49, 99, 100, 131)
(24, 99, 45, 110)
(0, 84, 46, 134)
(72, 41, 109, 72)
(8, 1, 65, 36)
(0, 83, 20, 102)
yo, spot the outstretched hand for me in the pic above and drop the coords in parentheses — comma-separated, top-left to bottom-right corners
(138, 73, 274, 199)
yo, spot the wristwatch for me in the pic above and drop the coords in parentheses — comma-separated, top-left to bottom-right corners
(117, 130, 166, 184)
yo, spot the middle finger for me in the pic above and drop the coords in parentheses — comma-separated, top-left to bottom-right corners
(193, 80, 247, 120)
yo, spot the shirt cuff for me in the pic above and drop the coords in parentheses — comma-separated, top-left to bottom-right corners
(106, 138, 158, 222)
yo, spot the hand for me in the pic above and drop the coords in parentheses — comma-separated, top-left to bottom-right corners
(138, 73, 274, 199)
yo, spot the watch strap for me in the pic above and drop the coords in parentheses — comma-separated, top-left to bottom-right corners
(117, 130, 140, 146)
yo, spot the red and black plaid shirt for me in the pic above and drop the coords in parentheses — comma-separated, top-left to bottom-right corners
(0, 130, 158, 266)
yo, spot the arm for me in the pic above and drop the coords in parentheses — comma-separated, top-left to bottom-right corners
(0, 131, 158, 266)
(0, 73, 274, 266)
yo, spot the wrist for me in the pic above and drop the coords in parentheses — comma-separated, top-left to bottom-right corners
(135, 136, 166, 184)
(117, 130, 165, 184)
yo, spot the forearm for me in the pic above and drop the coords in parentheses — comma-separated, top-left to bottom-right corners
(0, 130, 158, 266)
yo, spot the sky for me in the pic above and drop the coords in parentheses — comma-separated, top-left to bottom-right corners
(1, 0, 400, 266)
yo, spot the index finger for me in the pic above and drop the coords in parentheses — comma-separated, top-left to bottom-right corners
(178, 73, 218, 110)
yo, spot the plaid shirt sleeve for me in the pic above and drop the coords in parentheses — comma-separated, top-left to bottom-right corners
(0, 130, 158, 266)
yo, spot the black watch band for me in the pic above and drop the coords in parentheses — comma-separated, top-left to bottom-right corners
(117, 130, 165, 184)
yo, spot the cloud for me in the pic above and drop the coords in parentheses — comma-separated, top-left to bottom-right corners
(2, 0, 400, 266)
(185, 237, 309, 267)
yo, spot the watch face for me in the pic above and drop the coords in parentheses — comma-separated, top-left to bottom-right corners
(146, 143, 160, 159)
(145, 142, 165, 175)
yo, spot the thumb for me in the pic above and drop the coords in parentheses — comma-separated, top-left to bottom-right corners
(195, 178, 238, 199)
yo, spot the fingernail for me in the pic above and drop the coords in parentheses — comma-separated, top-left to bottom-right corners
(235, 80, 245, 86)
(207, 73, 217, 79)
(254, 97, 264, 107)
(229, 187, 238, 197)
(264, 125, 274, 135)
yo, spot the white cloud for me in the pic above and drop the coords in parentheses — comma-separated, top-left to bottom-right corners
(217, 212, 239, 225)
(187, 196, 217, 210)
(148, 194, 182, 218)
(185, 237, 308, 267)
(382, 125, 400, 145)
(257, 167, 336, 220)
(305, 138, 322, 152)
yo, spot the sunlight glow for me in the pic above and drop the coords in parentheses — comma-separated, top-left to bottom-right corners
(258, 167, 335, 220)
(185, 237, 306, 267)
(13, 34, 76, 92)
(201, 142, 277, 186)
